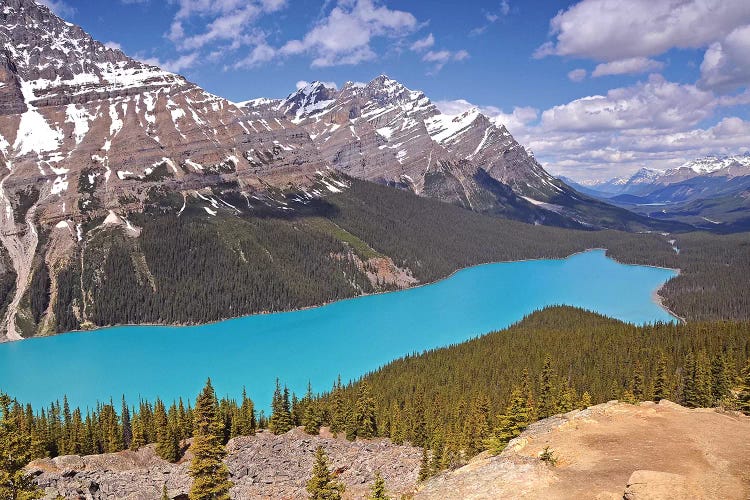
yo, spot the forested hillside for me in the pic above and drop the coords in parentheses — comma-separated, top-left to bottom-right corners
(2, 307, 748, 483)
(316, 307, 750, 474)
(17, 177, 748, 336)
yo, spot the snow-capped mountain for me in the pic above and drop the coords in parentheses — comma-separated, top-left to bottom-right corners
(0, 0, 674, 341)
(240, 76, 580, 216)
(681, 153, 750, 174)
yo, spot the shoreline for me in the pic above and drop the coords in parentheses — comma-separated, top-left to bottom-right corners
(1, 248, 681, 343)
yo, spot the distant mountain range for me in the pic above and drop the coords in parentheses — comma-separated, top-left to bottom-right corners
(563, 154, 750, 231)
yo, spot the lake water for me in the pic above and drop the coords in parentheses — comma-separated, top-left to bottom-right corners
(0, 250, 677, 412)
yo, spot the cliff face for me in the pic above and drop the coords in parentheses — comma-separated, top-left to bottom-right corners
(416, 400, 750, 500)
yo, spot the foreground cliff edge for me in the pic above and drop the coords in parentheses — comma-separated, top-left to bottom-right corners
(28, 400, 750, 499)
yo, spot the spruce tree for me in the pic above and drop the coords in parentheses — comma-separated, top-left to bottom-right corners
(653, 353, 669, 402)
(694, 351, 713, 407)
(682, 352, 697, 407)
(161, 483, 170, 500)
(130, 414, 146, 451)
(156, 424, 180, 463)
(487, 386, 532, 455)
(0, 394, 42, 500)
(354, 382, 377, 439)
(578, 391, 592, 409)
(710, 353, 730, 403)
(369, 471, 390, 500)
(269, 379, 293, 435)
(538, 356, 557, 418)
(630, 362, 645, 401)
(306, 446, 344, 500)
(188, 379, 232, 500)
(121, 396, 132, 450)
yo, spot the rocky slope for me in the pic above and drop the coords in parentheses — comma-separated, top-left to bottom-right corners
(28, 427, 422, 499)
(416, 400, 750, 499)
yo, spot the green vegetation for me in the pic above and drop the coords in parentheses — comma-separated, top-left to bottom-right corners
(189, 379, 233, 500)
(306, 446, 344, 500)
(0, 394, 42, 500)
(313, 307, 750, 477)
(368, 471, 390, 500)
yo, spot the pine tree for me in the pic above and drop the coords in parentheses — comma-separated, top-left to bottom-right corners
(121, 396, 132, 450)
(653, 352, 669, 402)
(630, 362, 645, 401)
(368, 471, 390, 500)
(538, 356, 557, 418)
(738, 358, 750, 415)
(694, 351, 713, 407)
(188, 379, 232, 500)
(269, 379, 293, 435)
(156, 424, 180, 463)
(161, 483, 170, 500)
(306, 446, 344, 500)
(130, 414, 146, 451)
(0, 394, 42, 500)
(578, 391, 592, 409)
(682, 352, 697, 407)
(354, 382, 377, 439)
(487, 386, 532, 455)
(710, 353, 730, 403)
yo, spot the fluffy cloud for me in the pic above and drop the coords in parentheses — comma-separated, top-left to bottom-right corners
(104, 41, 123, 51)
(567, 69, 587, 82)
(422, 49, 469, 72)
(275, 0, 417, 67)
(699, 24, 750, 91)
(434, 99, 538, 137)
(535, 0, 750, 61)
(434, 76, 750, 179)
(591, 57, 664, 77)
(37, 0, 75, 18)
(140, 52, 200, 73)
(410, 33, 435, 52)
(540, 75, 717, 133)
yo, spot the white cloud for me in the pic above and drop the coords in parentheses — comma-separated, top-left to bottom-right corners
(273, 0, 417, 67)
(140, 52, 200, 73)
(699, 24, 750, 91)
(36, 0, 75, 18)
(591, 57, 664, 77)
(104, 41, 123, 51)
(535, 0, 750, 61)
(434, 99, 539, 137)
(540, 75, 717, 133)
(294, 80, 338, 90)
(470, 1, 511, 36)
(410, 33, 435, 52)
(423, 49, 469, 72)
(567, 68, 587, 82)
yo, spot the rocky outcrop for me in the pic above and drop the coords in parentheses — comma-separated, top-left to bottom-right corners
(416, 400, 750, 499)
(28, 428, 422, 499)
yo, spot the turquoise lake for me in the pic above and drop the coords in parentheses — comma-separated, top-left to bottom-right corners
(0, 250, 677, 412)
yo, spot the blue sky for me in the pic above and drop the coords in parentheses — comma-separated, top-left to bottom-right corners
(40, 0, 750, 180)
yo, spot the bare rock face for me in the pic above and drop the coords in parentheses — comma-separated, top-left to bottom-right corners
(415, 400, 750, 500)
(28, 428, 422, 499)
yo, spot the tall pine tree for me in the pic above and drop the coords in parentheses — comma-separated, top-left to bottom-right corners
(188, 379, 232, 500)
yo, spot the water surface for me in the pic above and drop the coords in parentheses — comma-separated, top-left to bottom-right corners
(0, 250, 676, 411)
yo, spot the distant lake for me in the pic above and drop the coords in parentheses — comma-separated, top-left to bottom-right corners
(0, 250, 677, 412)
